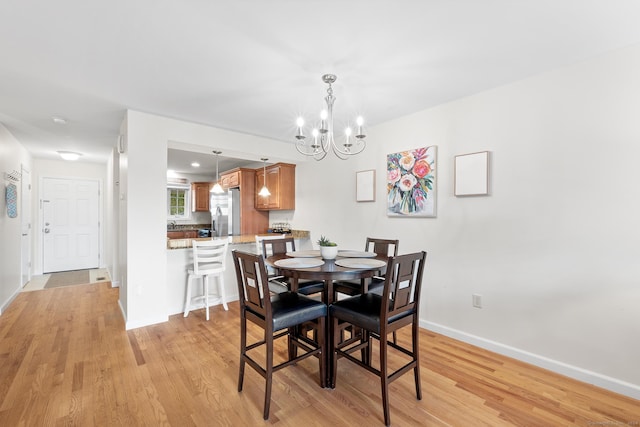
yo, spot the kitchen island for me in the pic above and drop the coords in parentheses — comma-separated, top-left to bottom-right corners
(166, 230, 312, 316)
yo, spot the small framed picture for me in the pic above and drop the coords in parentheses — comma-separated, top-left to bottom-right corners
(356, 169, 375, 202)
(454, 151, 489, 196)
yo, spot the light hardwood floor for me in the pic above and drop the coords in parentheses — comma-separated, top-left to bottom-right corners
(1, 282, 638, 426)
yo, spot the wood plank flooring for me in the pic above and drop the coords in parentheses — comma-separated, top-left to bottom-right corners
(1, 282, 638, 426)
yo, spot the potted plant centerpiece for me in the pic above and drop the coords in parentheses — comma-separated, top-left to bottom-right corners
(317, 235, 339, 260)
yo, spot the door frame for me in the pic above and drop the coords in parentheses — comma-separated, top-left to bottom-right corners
(21, 164, 31, 286)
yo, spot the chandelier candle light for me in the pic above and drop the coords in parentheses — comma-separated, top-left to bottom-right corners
(211, 150, 224, 194)
(295, 74, 366, 161)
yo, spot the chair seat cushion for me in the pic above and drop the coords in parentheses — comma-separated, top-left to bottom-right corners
(330, 293, 411, 334)
(267, 292, 327, 331)
(297, 279, 325, 296)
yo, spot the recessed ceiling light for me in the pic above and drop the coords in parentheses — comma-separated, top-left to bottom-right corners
(52, 116, 67, 125)
(57, 151, 82, 161)
(191, 162, 200, 168)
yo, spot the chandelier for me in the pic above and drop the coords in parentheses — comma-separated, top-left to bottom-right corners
(295, 74, 366, 160)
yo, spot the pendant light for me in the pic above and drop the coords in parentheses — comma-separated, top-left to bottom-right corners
(258, 158, 271, 197)
(211, 150, 224, 194)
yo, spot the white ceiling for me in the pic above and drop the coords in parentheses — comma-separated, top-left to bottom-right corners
(2, 0, 640, 172)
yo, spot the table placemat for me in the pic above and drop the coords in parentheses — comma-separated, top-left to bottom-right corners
(274, 258, 325, 268)
(334, 258, 387, 269)
(338, 250, 377, 258)
(285, 250, 321, 258)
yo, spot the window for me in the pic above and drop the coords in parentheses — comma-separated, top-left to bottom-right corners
(167, 187, 190, 219)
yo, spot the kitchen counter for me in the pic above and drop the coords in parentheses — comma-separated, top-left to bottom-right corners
(166, 230, 311, 249)
(166, 229, 312, 315)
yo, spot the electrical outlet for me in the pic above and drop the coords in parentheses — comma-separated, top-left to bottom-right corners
(472, 294, 482, 308)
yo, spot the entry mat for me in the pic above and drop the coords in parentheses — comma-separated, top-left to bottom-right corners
(44, 269, 111, 289)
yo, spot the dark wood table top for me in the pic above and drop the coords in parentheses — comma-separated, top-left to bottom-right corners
(265, 252, 389, 304)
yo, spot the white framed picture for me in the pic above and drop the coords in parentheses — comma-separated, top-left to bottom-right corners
(454, 151, 489, 196)
(356, 169, 375, 202)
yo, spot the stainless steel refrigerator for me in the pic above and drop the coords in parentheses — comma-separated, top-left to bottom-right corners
(210, 188, 241, 237)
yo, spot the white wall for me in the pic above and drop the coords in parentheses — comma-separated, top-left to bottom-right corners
(120, 45, 640, 398)
(0, 123, 32, 312)
(31, 158, 108, 275)
(287, 44, 640, 398)
(119, 110, 305, 330)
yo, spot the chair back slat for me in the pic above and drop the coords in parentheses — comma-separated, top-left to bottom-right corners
(233, 250, 271, 316)
(255, 234, 286, 256)
(366, 237, 399, 257)
(382, 251, 426, 321)
(262, 237, 295, 257)
(192, 239, 228, 275)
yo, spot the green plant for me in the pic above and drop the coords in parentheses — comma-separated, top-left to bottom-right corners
(317, 235, 337, 247)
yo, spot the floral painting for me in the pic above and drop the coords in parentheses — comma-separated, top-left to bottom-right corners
(387, 146, 437, 217)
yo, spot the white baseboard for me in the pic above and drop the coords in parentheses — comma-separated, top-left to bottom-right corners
(117, 299, 167, 330)
(0, 288, 21, 315)
(125, 314, 169, 330)
(422, 320, 640, 401)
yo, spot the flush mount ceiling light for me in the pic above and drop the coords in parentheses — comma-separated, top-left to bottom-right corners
(295, 74, 366, 161)
(57, 151, 82, 161)
(258, 158, 271, 197)
(191, 162, 200, 168)
(210, 150, 224, 194)
(51, 116, 67, 125)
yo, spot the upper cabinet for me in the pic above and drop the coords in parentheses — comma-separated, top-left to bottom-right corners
(255, 163, 296, 210)
(219, 170, 240, 189)
(191, 182, 211, 212)
(218, 168, 269, 234)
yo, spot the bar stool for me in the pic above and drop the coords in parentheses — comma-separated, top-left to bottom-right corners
(184, 239, 229, 320)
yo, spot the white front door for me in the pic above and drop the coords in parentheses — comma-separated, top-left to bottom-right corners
(21, 166, 32, 285)
(42, 178, 100, 273)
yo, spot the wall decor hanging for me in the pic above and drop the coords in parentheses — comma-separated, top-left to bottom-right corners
(356, 169, 375, 202)
(454, 151, 489, 196)
(387, 146, 437, 217)
(6, 182, 18, 218)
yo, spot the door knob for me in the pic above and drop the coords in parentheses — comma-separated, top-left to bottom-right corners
(44, 228, 50, 233)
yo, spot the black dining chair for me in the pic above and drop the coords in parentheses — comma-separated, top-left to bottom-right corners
(262, 237, 325, 297)
(334, 238, 400, 345)
(329, 251, 426, 427)
(232, 250, 327, 420)
(333, 237, 399, 300)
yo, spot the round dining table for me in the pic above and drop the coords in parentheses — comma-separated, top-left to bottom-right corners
(265, 250, 389, 387)
(265, 251, 388, 304)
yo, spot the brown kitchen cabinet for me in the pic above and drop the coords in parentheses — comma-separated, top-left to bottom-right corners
(167, 230, 198, 239)
(191, 182, 212, 212)
(255, 163, 295, 210)
(219, 170, 240, 189)
(218, 167, 269, 234)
